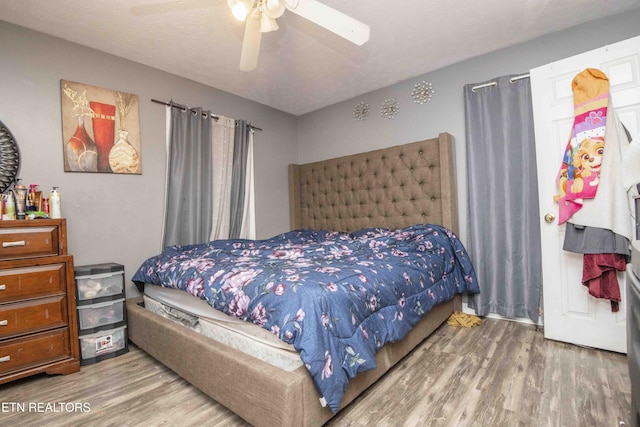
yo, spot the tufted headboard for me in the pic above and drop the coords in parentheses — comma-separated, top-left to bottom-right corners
(288, 132, 458, 233)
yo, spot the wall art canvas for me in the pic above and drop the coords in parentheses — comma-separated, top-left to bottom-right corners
(60, 80, 142, 174)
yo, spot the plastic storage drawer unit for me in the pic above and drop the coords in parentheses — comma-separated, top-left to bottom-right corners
(75, 263, 125, 305)
(77, 298, 126, 334)
(79, 325, 128, 366)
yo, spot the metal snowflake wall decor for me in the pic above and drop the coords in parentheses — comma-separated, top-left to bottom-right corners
(380, 98, 400, 119)
(353, 101, 370, 121)
(411, 81, 435, 104)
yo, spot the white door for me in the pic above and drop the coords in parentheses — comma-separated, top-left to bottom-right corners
(530, 35, 640, 353)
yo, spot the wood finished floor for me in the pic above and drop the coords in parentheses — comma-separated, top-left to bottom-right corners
(0, 318, 631, 427)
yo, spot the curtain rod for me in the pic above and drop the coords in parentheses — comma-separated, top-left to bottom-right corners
(471, 73, 530, 92)
(150, 99, 262, 131)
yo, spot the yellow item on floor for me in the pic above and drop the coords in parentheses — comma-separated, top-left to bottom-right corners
(447, 311, 482, 328)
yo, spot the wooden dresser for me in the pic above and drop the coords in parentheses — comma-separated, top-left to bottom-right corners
(0, 219, 80, 384)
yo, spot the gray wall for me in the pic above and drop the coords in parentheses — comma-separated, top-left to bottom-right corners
(296, 8, 640, 245)
(0, 20, 298, 298)
(2, 9, 639, 299)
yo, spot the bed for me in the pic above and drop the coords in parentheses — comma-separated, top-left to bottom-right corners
(126, 132, 478, 426)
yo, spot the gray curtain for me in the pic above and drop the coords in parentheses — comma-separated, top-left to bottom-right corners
(163, 102, 213, 247)
(229, 120, 250, 239)
(464, 75, 542, 323)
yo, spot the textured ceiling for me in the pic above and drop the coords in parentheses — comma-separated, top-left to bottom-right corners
(2, 0, 640, 115)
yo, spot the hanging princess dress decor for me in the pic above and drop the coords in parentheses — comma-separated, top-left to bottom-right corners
(555, 68, 640, 311)
(555, 68, 609, 223)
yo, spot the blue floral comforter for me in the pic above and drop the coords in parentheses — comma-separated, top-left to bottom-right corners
(132, 224, 479, 413)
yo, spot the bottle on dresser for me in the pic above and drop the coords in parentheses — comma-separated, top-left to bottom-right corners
(49, 187, 61, 219)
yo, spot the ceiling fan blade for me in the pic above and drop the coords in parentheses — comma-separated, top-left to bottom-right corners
(286, 0, 370, 46)
(240, 16, 262, 71)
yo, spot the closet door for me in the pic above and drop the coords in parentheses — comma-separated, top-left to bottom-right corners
(530, 35, 640, 353)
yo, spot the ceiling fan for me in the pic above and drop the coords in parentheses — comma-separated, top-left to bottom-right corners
(227, 0, 370, 71)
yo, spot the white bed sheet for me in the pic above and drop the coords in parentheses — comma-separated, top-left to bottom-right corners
(143, 285, 303, 371)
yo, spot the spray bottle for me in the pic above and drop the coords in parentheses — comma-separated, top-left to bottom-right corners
(49, 187, 61, 219)
(4, 191, 15, 220)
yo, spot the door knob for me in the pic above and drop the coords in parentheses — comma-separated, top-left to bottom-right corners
(544, 213, 555, 223)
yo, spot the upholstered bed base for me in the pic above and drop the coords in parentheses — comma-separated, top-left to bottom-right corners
(128, 132, 461, 426)
(127, 294, 460, 427)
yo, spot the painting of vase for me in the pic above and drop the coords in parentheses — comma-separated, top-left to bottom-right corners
(66, 115, 98, 172)
(89, 101, 116, 173)
(60, 80, 142, 174)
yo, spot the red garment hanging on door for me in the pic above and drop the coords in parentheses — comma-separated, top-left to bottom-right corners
(582, 253, 627, 312)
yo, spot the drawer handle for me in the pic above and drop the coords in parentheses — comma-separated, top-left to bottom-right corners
(0, 320, 6, 326)
(0, 285, 4, 291)
(2, 240, 25, 248)
(0, 355, 10, 363)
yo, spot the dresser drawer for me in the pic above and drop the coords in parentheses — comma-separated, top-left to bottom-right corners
(0, 219, 77, 384)
(0, 296, 67, 339)
(0, 264, 67, 303)
(0, 225, 61, 260)
(0, 329, 70, 375)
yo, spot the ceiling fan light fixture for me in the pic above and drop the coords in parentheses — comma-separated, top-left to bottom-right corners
(260, 14, 279, 33)
(232, 4, 248, 21)
(234, 0, 370, 72)
(264, 0, 286, 19)
(228, 0, 252, 21)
